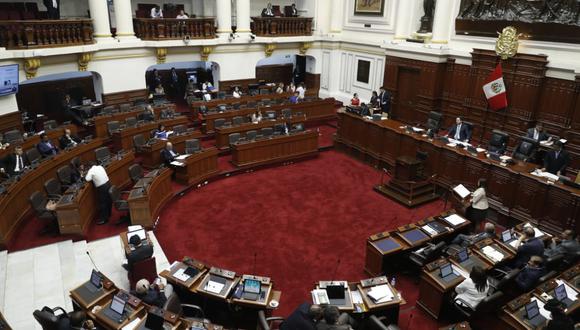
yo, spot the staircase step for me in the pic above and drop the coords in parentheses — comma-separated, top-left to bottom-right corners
(57, 240, 76, 311)
(32, 244, 65, 323)
(4, 249, 35, 329)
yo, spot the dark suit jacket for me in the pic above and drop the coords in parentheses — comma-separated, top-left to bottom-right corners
(134, 288, 166, 308)
(3, 153, 30, 175)
(515, 265, 545, 291)
(316, 322, 350, 330)
(513, 238, 545, 269)
(160, 149, 178, 166)
(59, 134, 81, 149)
(526, 128, 549, 142)
(359, 105, 371, 117)
(43, 0, 60, 10)
(378, 91, 390, 113)
(261, 8, 275, 17)
(543, 149, 570, 175)
(281, 303, 317, 330)
(37, 141, 58, 157)
(127, 244, 154, 269)
(447, 124, 470, 141)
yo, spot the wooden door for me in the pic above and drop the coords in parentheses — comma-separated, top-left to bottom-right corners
(395, 68, 420, 124)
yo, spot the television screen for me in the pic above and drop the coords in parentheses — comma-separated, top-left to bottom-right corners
(0, 64, 19, 97)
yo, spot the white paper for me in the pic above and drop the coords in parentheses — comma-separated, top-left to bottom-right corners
(128, 225, 142, 232)
(556, 280, 578, 301)
(447, 143, 457, 147)
(127, 229, 146, 241)
(559, 139, 567, 144)
(205, 280, 225, 294)
(453, 184, 471, 199)
(422, 225, 438, 237)
(482, 246, 504, 262)
(412, 127, 424, 133)
(531, 170, 560, 181)
(175, 155, 189, 160)
(367, 284, 394, 303)
(531, 297, 552, 320)
(444, 214, 467, 226)
(170, 161, 185, 167)
(452, 264, 469, 279)
(351, 290, 363, 304)
(523, 223, 547, 238)
(509, 240, 519, 248)
(500, 155, 512, 161)
(311, 289, 330, 305)
(540, 141, 553, 147)
(476, 148, 486, 153)
(121, 318, 142, 330)
(173, 268, 190, 282)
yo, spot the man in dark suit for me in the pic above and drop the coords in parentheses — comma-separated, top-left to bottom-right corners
(447, 117, 470, 142)
(512, 227, 545, 269)
(37, 133, 58, 157)
(378, 87, 391, 115)
(123, 235, 154, 271)
(261, 2, 275, 17)
(289, 3, 299, 17)
(59, 128, 81, 149)
(526, 123, 549, 142)
(515, 256, 545, 291)
(1, 146, 29, 176)
(316, 306, 357, 330)
(43, 0, 60, 19)
(359, 103, 371, 117)
(281, 303, 322, 330)
(160, 142, 179, 166)
(542, 141, 570, 175)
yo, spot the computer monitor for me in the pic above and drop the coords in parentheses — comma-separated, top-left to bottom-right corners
(554, 284, 567, 301)
(439, 263, 452, 278)
(525, 300, 539, 320)
(501, 230, 512, 243)
(457, 248, 469, 263)
(110, 294, 127, 315)
(243, 279, 261, 294)
(90, 269, 102, 288)
(145, 307, 164, 329)
(184, 267, 199, 278)
(127, 229, 146, 242)
(326, 284, 345, 300)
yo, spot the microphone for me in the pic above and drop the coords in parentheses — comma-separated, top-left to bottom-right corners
(330, 258, 341, 286)
(252, 252, 257, 275)
(86, 251, 100, 273)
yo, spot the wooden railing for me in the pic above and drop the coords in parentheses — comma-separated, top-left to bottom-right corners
(0, 19, 93, 49)
(251, 17, 313, 37)
(133, 18, 215, 40)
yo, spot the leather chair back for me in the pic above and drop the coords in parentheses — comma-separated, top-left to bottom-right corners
(4, 130, 23, 143)
(128, 164, 144, 183)
(43, 120, 58, 131)
(513, 136, 538, 162)
(133, 134, 146, 150)
(173, 125, 186, 135)
(44, 178, 62, 196)
(107, 121, 120, 135)
(29, 191, 47, 214)
(261, 127, 273, 137)
(33, 308, 59, 330)
(488, 130, 509, 154)
(129, 256, 157, 289)
(119, 103, 131, 112)
(282, 108, 292, 118)
(232, 116, 244, 126)
(125, 117, 137, 127)
(26, 147, 42, 164)
(214, 118, 226, 128)
(95, 147, 111, 163)
(426, 111, 442, 131)
(185, 139, 200, 153)
(163, 293, 183, 316)
(265, 111, 276, 119)
(229, 133, 241, 145)
(246, 130, 257, 140)
(57, 166, 72, 186)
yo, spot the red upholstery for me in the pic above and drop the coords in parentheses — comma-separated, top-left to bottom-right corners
(128, 257, 157, 290)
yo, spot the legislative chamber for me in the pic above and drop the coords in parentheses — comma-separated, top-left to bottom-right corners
(0, 0, 578, 330)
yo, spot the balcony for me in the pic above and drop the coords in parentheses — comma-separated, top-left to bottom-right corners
(251, 17, 313, 37)
(134, 18, 215, 41)
(0, 19, 94, 49)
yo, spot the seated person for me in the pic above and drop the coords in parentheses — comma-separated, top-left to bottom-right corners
(203, 91, 211, 101)
(281, 303, 323, 330)
(453, 265, 490, 310)
(541, 140, 570, 176)
(59, 128, 81, 149)
(544, 229, 579, 261)
(515, 256, 545, 291)
(276, 83, 285, 94)
(526, 122, 550, 142)
(0, 146, 29, 176)
(122, 235, 153, 271)
(142, 105, 155, 122)
(150, 5, 163, 18)
(451, 222, 496, 247)
(160, 142, 179, 166)
(154, 84, 165, 96)
(154, 124, 169, 140)
(350, 93, 360, 106)
(251, 110, 263, 124)
(283, 121, 292, 135)
(202, 81, 214, 91)
(37, 133, 59, 157)
(543, 298, 575, 330)
(232, 86, 242, 98)
(287, 82, 296, 93)
(289, 92, 300, 104)
(316, 305, 357, 330)
(261, 2, 275, 17)
(359, 103, 370, 117)
(297, 83, 306, 99)
(512, 227, 545, 269)
(370, 91, 379, 108)
(289, 3, 299, 17)
(447, 117, 469, 142)
(176, 9, 189, 19)
(133, 279, 171, 308)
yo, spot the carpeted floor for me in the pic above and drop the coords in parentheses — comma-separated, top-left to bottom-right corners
(154, 150, 446, 328)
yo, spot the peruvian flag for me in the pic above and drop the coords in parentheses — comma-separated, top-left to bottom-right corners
(482, 63, 508, 111)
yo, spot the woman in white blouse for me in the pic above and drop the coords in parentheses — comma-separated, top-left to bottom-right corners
(469, 178, 489, 230)
(454, 265, 489, 310)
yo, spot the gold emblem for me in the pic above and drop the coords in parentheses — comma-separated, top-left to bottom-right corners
(495, 26, 520, 60)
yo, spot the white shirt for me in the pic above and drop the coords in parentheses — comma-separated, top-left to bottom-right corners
(232, 91, 241, 98)
(203, 93, 211, 101)
(251, 114, 262, 123)
(52, 0, 58, 8)
(454, 124, 462, 140)
(14, 154, 23, 172)
(85, 165, 109, 188)
(454, 278, 489, 309)
(176, 14, 189, 19)
(471, 187, 489, 210)
(533, 129, 539, 140)
(296, 86, 305, 99)
(150, 8, 163, 18)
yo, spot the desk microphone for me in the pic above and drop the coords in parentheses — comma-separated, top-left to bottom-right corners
(330, 258, 341, 286)
(86, 251, 101, 273)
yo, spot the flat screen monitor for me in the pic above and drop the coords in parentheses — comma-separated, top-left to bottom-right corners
(439, 263, 452, 278)
(326, 284, 345, 300)
(110, 294, 126, 315)
(525, 300, 539, 319)
(0, 64, 19, 97)
(457, 248, 469, 263)
(243, 279, 261, 294)
(90, 269, 102, 288)
(554, 284, 567, 301)
(501, 230, 512, 243)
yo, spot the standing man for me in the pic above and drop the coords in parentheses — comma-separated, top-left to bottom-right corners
(542, 140, 570, 175)
(43, 0, 60, 19)
(85, 162, 112, 225)
(378, 87, 391, 116)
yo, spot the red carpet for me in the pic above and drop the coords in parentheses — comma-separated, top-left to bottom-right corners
(154, 150, 446, 328)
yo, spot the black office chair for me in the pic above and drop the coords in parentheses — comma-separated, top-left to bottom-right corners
(132, 134, 146, 153)
(246, 130, 257, 140)
(229, 133, 241, 145)
(4, 129, 23, 144)
(281, 108, 292, 119)
(257, 310, 285, 330)
(107, 121, 120, 135)
(70, 157, 81, 172)
(29, 191, 58, 234)
(185, 139, 201, 154)
(102, 105, 115, 115)
(163, 294, 208, 322)
(173, 125, 186, 135)
(426, 111, 442, 133)
(217, 104, 227, 112)
(26, 147, 42, 164)
(452, 291, 504, 321)
(233, 102, 241, 110)
(217, 91, 226, 99)
(108, 185, 130, 224)
(537, 270, 558, 283)
(463, 121, 474, 142)
(43, 120, 58, 131)
(261, 127, 273, 137)
(488, 268, 520, 294)
(232, 116, 244, 126)
(488, 130, 509, 155)
(57, 166, 73, 188)
(128, 164, 144, 184)
(44, 178, 63, 199)
(214, 118, 226, 128)
(274, 123, 285, 135)
(408, 242, 447, 273)
(512, 136, 538, 162)
(33, 306, 85, 330)
(368, 315, 401, 330)
(119, 103, 131, 112)
(95, 147, 111, 163)
(247, 101, 257, 108)
(125, 117, 137, 127)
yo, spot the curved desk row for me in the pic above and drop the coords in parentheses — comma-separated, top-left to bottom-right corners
(128, 168, 173, 228)
(111, 116, 189, 152)
(214, 116, 306, 149)
(140, 130, 204, 169)
(0, 123, 77, 159)
(91, 103, 176, 139)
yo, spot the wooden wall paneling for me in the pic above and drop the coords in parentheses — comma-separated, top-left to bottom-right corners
(417, 141, 439, 179)
(0, 112, 24, 134)
(255, 64, 294, 85)
(539, 187, 578, 234)
(512, 176, 547, 223)
(437, 148, 464, 187)
(102, 89, 149, 106)
(382, 129, 400, 167)
(367, 123, 386, 160)
(304, 72, 320, 94)
(398, 134, 418, 159)
(462, 156, 485, 189)
(486, 166, 517, 214)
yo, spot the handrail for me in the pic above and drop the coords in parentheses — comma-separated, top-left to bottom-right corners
(251, 17, 313, 37)
(0, 19, 94, 49)
(133, 18, 215, 40)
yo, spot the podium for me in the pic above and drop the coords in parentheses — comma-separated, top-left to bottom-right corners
(374, 155, 438, 207)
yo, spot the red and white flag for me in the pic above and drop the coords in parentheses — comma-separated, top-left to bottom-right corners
(482, 63, 508, 111)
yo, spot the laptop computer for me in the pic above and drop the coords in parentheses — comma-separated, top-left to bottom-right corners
(241, 279, 261, 301)
(554, 283, 574, 307)
(524, 300, 546, 327)
(86, 269, 102, 293)
(102, 294, 127, 323)
(439, 263, 457, 282)
(501, 230, 518, 245)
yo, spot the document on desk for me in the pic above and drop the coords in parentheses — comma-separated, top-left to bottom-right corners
(476, 147, 486, 153)
(421, 225, 438, 237)
(556, 280, 578, 301)
(453, 184, 471, 199)
(367, 284, 394, 303)
(523, 223, 548, 238)
(128, 225, 142, 232)
(173, 268, 190, 282)
(482, 246, 504, 262)
(452, 265, 469, 279)
(508, 240, 519, 248)
(311, 289, 330, 305)
(205, 280, 225, 294)
(175, 154, 189, 160)
(170, 161, 186, 167)
(121, 318, 141, 330)
(444, 214, 467, 226)
(531, 170, 559, 181)
(531, 297, 552, 320)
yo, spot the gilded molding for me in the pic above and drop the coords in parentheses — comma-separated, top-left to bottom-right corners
(264, 43, 276, 57)
(156, 48, 167, 64)
(24, 58, 41, 79)
(201, 46, 213, 62)
(299, 42, 312, 55)
(78, 52, 92, 71)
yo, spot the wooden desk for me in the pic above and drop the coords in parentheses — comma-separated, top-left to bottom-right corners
(335, 110, 580, 234)
(196, 270, 240, 301)
(173, 148, 220, 186)
(111, 116, 189, 152)
(439, 322, 471, 330)
(356, 276, 404, 324)
(472, 238, 515, 267)
(119, 230, 153, 256)
(93, 291, 144, 330)
(416, 260, 467, 319)
(0, 138, 103, 247)
(105, 151, 136, 189)
(230, 278, 275, 309)
(160, 260, 208, 293)
(70, 280, 116, 311)
(0, 124, 77, 159)
(127, 168, 173, 227)
(56, 183, 96, 235)
(140, 130, 203, 169)
(231, 130, 319, 167)
(90, 104, 175, 138)
(190, 92, 292, 112)
(314, 282, 355, 312)
(214, 116, 305, 149)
